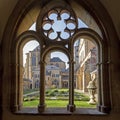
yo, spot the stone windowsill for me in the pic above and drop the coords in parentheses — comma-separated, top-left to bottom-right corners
(15, 107, 107, 115)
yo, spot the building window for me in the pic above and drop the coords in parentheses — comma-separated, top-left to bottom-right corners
(32, 55, 36, 66)
(12, 0, 111, 114)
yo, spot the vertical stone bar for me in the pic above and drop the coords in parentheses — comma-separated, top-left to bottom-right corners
(96, 63, 102, 112)
(17, 49, 23, 111)
(10, 63, 18, 112)
(38, 60, 46, 112)
(67, 60, 76, 112)
(100, 62, 111, 113)
(18, 64, 24, 110)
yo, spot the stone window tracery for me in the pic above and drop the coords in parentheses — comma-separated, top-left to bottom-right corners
(10, 0, 111, 115)
(39, 8, 78, 41)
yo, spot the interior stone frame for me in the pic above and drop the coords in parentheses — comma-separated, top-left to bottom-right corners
(71, 28, 111, 113)
(1, 0, 115, 114)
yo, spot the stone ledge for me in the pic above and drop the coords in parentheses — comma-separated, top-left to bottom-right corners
(15, 108, 107, 115)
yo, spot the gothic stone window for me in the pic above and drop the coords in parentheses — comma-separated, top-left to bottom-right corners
(11, 0, 111, 114)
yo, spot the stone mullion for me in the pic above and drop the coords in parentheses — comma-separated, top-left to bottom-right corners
(67, 60, 76, 112)
(18, 64, 24, 110)
(96, 63, 102, 112)
(10, 63, 18, 112)
(38, 60, 46, 112)
(101, 62, 111, 113)
(96, 62, 111, 113)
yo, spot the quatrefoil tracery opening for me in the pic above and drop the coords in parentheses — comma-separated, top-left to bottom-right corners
(42, 8, 77, 41)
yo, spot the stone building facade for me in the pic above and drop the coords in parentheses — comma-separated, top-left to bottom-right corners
(1, 0, 120, 118)
(23, 47, 69, 90)
(24, 39, 97, 92)
(75, 39, 97, 92)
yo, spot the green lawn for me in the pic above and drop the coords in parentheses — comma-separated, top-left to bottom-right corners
(23, 89, 97, 108)
(23, 99, 96, 108)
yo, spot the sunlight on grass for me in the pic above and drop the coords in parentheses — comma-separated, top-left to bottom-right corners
(23, 89, 96, 108)
(23, 100, 96, 108)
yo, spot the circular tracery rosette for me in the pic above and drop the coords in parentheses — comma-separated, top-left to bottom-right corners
(42, 8, 77, 41)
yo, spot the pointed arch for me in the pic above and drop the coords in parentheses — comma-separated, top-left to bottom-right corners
(10, 30, 41, 111)
(41, 45, 70, 62)
(1, 0, 115, 114)
(72, 28, 111, 113)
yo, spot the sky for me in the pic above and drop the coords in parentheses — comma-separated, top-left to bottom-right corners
(23, 43, 69, 68)
(23, 40, 39, 66)
(23, 17, 88, 68)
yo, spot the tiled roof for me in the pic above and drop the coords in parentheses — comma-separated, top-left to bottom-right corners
(50, 57, 63, 62)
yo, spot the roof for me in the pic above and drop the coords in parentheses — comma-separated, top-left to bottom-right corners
(46, 65, 60, 70)
(50, 57, 63, 62)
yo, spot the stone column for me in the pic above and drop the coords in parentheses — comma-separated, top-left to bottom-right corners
(38, 60, 46, 112)
(67, 60, 76, 112)
(10, 63, 19, 112)
(96, 62, 111, 113)
(18, 64, 24, 110)
(96, 63, 102, 112)
(100, 62, 111, 113)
